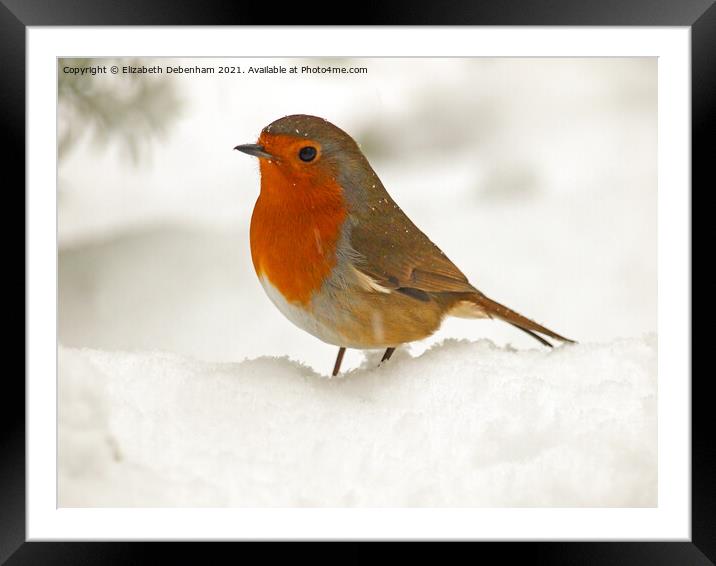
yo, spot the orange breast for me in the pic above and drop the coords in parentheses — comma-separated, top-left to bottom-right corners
(250, 162, 346, 305)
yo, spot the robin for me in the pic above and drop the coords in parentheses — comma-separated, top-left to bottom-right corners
(235, 114, 574, 376)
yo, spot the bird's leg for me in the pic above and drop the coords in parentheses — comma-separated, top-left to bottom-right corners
(380, 347, 396, 365)
(332, 347, 346, 377)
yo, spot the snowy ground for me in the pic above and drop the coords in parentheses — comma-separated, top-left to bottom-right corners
(59, 336, 656, 507)
(57, 57, 657, 506)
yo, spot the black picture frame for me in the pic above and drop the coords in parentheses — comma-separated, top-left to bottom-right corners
(6, 1, 708, 563)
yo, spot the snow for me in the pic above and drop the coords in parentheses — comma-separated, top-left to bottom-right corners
(59, 335, 656, 507)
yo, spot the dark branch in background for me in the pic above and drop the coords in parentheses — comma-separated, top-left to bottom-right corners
(58, 57, 183, 164)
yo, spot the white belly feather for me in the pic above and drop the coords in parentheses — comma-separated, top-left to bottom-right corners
(258, 275, 346, 346)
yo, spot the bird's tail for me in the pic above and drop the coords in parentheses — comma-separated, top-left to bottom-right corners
(471, 293, 575, 348)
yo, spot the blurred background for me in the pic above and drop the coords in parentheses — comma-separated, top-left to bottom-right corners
(58, 57, 656, 373)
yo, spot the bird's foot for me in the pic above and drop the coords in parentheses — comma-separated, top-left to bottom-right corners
(332, 347, 346, 377)
(379, 347, 396, 367)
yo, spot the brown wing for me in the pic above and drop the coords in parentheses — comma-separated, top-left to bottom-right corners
(346, 191, 575, 347)
(348, 194, 477, 297)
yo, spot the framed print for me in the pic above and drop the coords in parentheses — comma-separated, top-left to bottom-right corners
(8, 0, 710, 563)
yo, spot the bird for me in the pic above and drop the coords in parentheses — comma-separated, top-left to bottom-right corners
(235, 114, 574, 376)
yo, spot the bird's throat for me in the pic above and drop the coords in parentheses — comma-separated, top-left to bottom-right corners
(250, 172, 346, 305)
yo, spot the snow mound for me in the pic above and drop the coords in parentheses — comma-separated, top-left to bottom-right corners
(58, 336, 657, 507)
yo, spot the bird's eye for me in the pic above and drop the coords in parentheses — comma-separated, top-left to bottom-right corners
(298, 146, 317, 162)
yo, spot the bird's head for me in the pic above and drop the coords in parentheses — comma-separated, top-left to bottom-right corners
(235, 114, 381, 207)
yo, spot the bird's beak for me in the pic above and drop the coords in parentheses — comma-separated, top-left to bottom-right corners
(234, 143, 275, 160)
